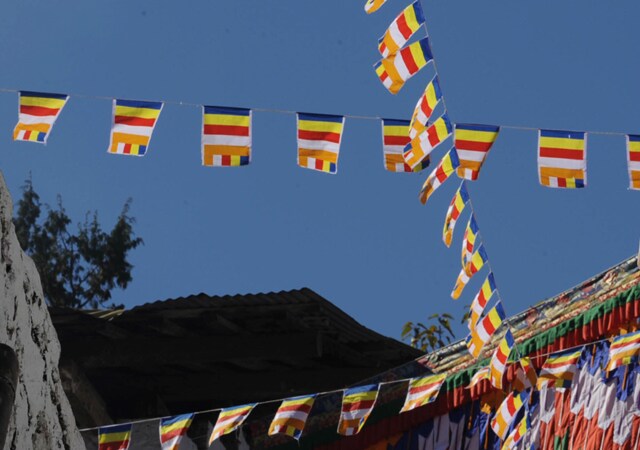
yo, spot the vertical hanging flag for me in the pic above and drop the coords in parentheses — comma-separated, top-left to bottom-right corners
(461, 215, 479, 268)
(404, 114, 452, 170)
(419, 148, 460, 205)
(159, 414, 194, 450)
(297, 113, 345, 174)
(337, 384, 379, 436)
(513, 357, 538, 392)
(489, 329, 515, 390)
(381, 119, 429, 172)
(98, 423, 132, 450)
(451, 244, 488, 300)
(409, 77, 442, 140)
(108, 99, 163, 156)
(442, 182, 469, 247)
(536, 348, 583, 389)
(454, 124, 500, 181)
(375, 38, 433, 95)
(466, 367, 489, 390)
(537, 129, 587, 188)
(378, 1, 425, 58)
(502, 414, 531, 450)
(201, 106, 252, 167)
(13, 91, 69, 144)
(365, 0, 388, 14)
(606, 330, 640, 372)
(374, 61, 398, 93)
(469, 273, 496, 330)
(400, 373, 447, 413)
(627, 135, 640, 190)
(209, 404, 256, 445)
(466, 302, 505, 358)
(490, 390, 529, 440)
(268, 395, 316, 440)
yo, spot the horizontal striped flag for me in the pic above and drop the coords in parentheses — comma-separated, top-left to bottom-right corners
(451, 244, 488, 300)
(404, 114, 452, 170)
(490, 390, 529, 440)
(513, 357, 538, 392)
(466, 367, 489, 390)
(108, 99, 163, 156)
(461, 215, 479, 269)
(443, 182, 469, 247)
(538, 129, 587, 188)
(378, 1, 425, 58)
(502, 414, 531, 450)
(469, 273, 496, 330)
(338, 384, 379, 436)
(297, 113, 345, 174)
(13, 91, 69, 144)
(466, 302, 505, 358)
(454, 124, 500, 181)
(159, 413, 194, 450)
(409, 76, 442, 140)
(537, 348, 583, 390)
(489, 329, 515, 390)
(209, 404, 256, 445)
(381, 119, 428, 172)
(268, 395, 316, 440)
(400, 373, 447, 413)
(374, 61, 397, 93)
(365, 0, 387, 14)
(98, 423, 132, 450)
(419, 147, 460, 205)
(627, 135, 640, 190)
(376, 38, 433, 95)
(202, 106, 252, 167)
(606, 330, 640, 372)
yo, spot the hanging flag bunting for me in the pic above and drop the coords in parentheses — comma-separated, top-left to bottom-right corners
(466, 302, 506, 358)
(337, 384, 379, 436)
(454, 124, 500, 181)
(159, 413, 194, 450)
(513, 357, 538, 392)
(409, 76, 442, 140)
(400, 373, 447, 413)
(418, 147, 460, 205)
(490, 390, 529, 440)
(107, 99, 163, 156)
(201, 106, 252, 167)
(489, 329, 515, 390)
(297, 113, 345, 174)
(378, 1, 425, 58)
(13, 91, 69, 144)
(374, 61, 398, 93)
(375, 38, 433, 95)
(537, 129, 587, 188)
(501, 413, 531, 449)
(98, 423, 132, 450)
(365, 0, 388, 14)
(626, 135, 640, 190)
(209, 403, 256, 445)
(381, 119, 429, 172)
(606, 330, 640, 372)
(461, 215, 479, 269)
(442, 182, 469, 247)
(268, 395, 316, 440)
(536, 348, 583, 389)
(466, 367, 489, 389)
(451, 244, 488, 300)
(468, 273, 496, 330)
(404, 114, 452, 170)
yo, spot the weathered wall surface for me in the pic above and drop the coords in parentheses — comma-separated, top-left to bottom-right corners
(0, 174, 85, 450)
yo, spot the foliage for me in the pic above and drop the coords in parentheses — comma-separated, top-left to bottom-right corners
(13, 178, 143, 309)
(401, 313, 456, 353)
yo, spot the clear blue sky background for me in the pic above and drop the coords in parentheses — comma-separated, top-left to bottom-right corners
(0, 1, 638, 342)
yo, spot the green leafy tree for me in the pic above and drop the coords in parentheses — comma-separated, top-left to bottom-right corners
(13, 178, 143, 309)
(401, 313, 456, 353)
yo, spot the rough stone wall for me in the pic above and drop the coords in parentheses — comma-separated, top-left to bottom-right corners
(0, 173, 85, 450)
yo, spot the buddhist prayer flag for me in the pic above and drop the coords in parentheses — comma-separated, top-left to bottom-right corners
(451, 244, 488, 300)
(537, 348, 583, 390)
(400, 373, 447, 413)
(297, 113, 345, 174)
(501, 413, 530, 449)
(490, 390, 529, 440)
(338, 384, 379, 436)
(627, 135, 640, 190)
(418, 148, 460, 205)
(108, 99, 163, 156)
(469, 273, 496, 330)
(269, 395, 316, 440)
(454, 124, 500, 181)
(376, 38, 433, 95)
(13, 91, 69, 144)
(98, 424, 132, 450)
(489, 329, 515, 390)
(209, 404, 256, 445)
(365, 0, 387, 14)
(381, 119, 428, 172)
(374, 61, 396, 93)
(442, 182, 469, 247)
(202, 106, 252, 167)
(606, 330, 640, 372)
(466, 367, 489, 389)
(409, 77, 442, 140)
(461, 215, 479, 268)
(159, 414, 194, 450)
(404, 114, 452, 170)
(513, 357, 538, 392)
(466, 302, 505, 358)
(378, 1, 425, 58)
(538, 129, 587, 188)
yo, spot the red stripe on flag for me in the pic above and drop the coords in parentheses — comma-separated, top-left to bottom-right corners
(630, 152, 640, 162)
(402, 49, 420, 75)
(384, 135, 410, 145)
(298, 130, 341, 143)
(396, 15, 413, 39)
(203, 124, 249, 136)
(455, 140, 492, 152)
(342, 400, 375, 412)
(20, 105, 60, 117)
(114, 116, 156, 127)
(276, 404, 313, 414)
(539, 147, 584, 160)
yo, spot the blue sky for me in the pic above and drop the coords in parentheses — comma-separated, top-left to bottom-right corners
(0, 0, 638, 341)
